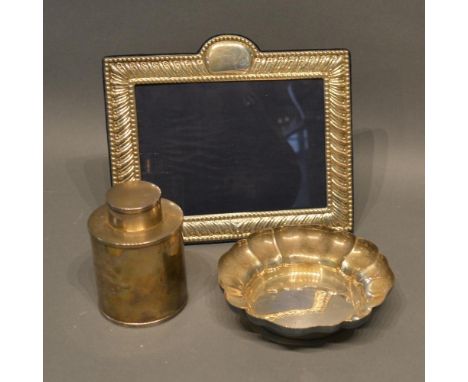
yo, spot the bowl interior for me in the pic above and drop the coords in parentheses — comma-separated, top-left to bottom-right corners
(244, 262, 370, 329)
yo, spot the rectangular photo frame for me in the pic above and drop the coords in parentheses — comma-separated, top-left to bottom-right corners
(103, 35, 353, 243)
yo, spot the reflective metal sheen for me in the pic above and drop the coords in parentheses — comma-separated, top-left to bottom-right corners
(88, 180, 187, 327)
(205, 40, 253, 73)
(104, 35, 353, 242)
(218, 225, 394, 339)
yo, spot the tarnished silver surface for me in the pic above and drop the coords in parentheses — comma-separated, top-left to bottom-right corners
(88, 180, 187, 327)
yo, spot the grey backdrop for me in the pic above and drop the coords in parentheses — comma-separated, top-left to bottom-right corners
(44, 1, 424, 381)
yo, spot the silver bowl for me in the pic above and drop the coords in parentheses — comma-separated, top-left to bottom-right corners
(218, 225, 394, 340)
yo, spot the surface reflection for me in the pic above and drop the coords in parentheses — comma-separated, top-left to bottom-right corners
(136, 79, 326, 215)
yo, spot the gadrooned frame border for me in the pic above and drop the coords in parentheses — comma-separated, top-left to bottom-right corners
(103, 35, 353, 243)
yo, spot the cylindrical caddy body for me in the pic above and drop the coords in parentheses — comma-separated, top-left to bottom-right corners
(88, 180, 187, 326)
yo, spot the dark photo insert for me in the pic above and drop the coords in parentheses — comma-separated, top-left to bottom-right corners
(135, 79, 327, 216)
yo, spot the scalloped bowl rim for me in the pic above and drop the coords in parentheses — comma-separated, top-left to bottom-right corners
(217, 225, 395, 337)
